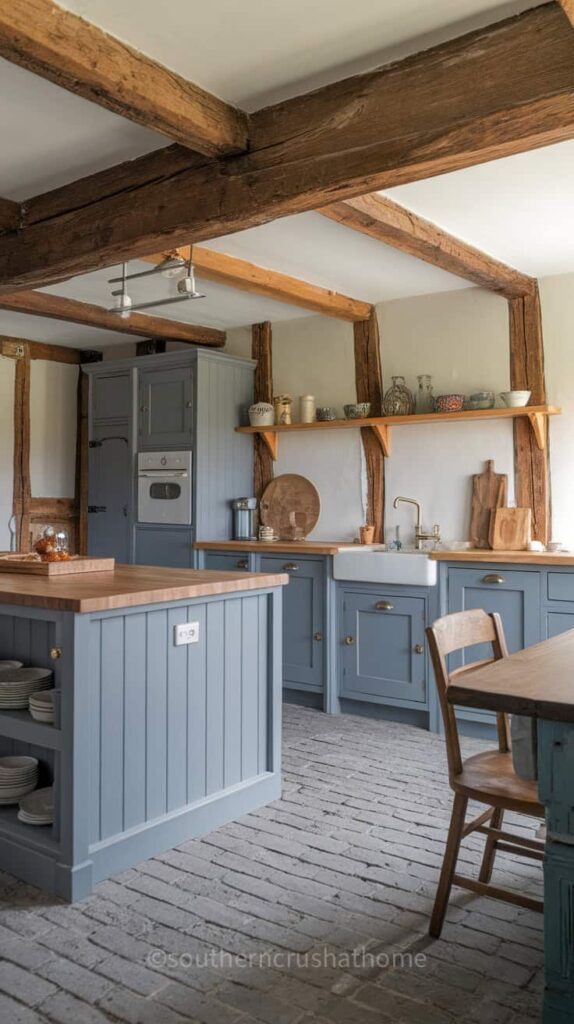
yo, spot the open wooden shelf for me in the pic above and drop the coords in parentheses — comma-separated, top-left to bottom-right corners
(236, 405, 560, 459)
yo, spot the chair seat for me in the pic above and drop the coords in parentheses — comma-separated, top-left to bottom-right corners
(453, 750, 543, 816)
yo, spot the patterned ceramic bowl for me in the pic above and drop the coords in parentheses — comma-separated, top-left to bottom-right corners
(316, 407, 337, 421)
(434, 394, 465, 413)
(343, 403, 371, 419)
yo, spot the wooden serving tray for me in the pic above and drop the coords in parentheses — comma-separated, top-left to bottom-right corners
(0, 555, 115, 575)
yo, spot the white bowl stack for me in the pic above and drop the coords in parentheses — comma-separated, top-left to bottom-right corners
(28, 690, 54, 724)
(18, 786, 54, 826)
(0, 668, 53, 710)
(0, 756, 39, 805)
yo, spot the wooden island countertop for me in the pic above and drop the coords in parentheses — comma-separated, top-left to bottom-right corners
(0, 564, 289, 613)
(447, 630, 574, 723)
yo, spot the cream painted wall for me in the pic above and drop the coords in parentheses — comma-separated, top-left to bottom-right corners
(0, 357, 16, 550)
(30, 361, 79, 498)
(227, 278, 573, 547)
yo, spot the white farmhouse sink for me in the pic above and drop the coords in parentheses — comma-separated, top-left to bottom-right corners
(333, 548, 437, 586)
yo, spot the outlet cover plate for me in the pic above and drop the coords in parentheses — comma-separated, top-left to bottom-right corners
(174, 621, 200, 646)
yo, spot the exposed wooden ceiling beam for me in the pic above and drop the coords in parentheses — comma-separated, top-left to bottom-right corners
(143, 247, 372, 321)
(0, 0, 248, 157)
(0, 197, 20, 232)
(1, 3, 573, 292)
(0, 290, 226, 347)
(558, 1, 574, 28)
(321, 194, 535, 299)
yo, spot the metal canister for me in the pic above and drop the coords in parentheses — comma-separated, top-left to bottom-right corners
(231, 497, 258, 541)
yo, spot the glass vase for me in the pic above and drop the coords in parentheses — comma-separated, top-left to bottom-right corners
(382, 376, 414, 416)
(416, 374, 434, 414)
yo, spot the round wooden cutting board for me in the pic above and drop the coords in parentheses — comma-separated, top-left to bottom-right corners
(260, 475, 320, 539)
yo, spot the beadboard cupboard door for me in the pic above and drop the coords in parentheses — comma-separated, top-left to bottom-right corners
(340, 590, 426, 704)
(138, 366, 194, 449)
(260, 555, 325, 692)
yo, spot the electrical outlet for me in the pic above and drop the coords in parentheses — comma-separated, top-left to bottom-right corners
(174, 621, 200, 646)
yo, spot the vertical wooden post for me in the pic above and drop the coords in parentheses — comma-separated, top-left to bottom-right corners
(12, 344, 31, 552)
(251, 321, 274, 501)
(509, 283, 549, 542)
(353, 309, 384, 542)
(75, 370, 89, 555)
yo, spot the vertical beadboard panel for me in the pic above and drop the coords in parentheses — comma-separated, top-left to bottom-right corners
(241, 595, 260, 781)
(187, 603, 207, 803)
(99, 616, 125, 840)
(123, 613, 147, 830)
(146, 609, 168, 819)
(258, 594, 269, 774)
(29, 619, 51, 667)
(167, 607, 188, 812)
(89, 619, 101, 843)
(223, 599, 242, 788)
(0, 614, 15, 658)
(13, 616, 32, 663)
(205, 600, 224, 795)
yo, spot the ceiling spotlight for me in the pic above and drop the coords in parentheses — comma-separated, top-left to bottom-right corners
(177, 254, 203, 298)
(108, 247, 205, 314)
(113, 263, 132, 319)
(159, 252, 186, 279)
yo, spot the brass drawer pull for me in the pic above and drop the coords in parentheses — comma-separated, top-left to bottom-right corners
(283, 563, 299, 571)
(344, 636, 355, 645)
(314, 632, 323, 642)
(482, 574, 505, 585)
(375, 601, 394, 611)
(236, 559, 249, 569)
(414, 644, 424, 654)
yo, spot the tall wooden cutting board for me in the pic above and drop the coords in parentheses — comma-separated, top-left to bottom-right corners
(489, 508, 532, 551)
(469, 460, 508, 549)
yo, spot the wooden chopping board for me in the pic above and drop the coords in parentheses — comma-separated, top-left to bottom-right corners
(469, 460, 508, 549)
(260, 475, 320, 540)
(489, 508, 532, 551)
(0, 554, 115, 575)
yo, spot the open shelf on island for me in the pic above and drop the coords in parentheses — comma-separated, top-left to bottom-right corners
(0, 709, 61, 751)
(235, 405, 560, 459)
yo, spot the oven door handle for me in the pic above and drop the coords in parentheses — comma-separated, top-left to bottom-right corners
(138, 470, 189, 478)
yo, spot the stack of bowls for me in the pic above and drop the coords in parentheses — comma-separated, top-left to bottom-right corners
(18, 786, 54, 826)
(29, 691, 54, 723)
(0, 667, 53, 710)
(0, 756, 39, 805)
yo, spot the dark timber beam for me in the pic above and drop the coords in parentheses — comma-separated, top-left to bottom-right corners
(322, 195, 536, 299)
(1, 3, 573, 291)
(0, 197, 20, 232)
(0, 290, 226, 347)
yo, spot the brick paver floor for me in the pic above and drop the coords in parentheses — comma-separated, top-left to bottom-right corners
(0, 705, 543, 1023)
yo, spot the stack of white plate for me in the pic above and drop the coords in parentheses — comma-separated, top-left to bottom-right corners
(18, 786, 53, 826)
(0, 660, 23, 671)
(0, 756, 39, 804)
(0, 667, 53, 709)
(28, 690, 54, 723)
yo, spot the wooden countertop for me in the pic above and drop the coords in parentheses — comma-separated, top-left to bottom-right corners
(0, 565, 289, 613)
(448, 631, 574, 723)
(431, 550, 574, 566)
(194, 540, 349, 555)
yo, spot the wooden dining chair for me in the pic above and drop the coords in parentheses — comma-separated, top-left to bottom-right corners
(426, 608, 544, 938)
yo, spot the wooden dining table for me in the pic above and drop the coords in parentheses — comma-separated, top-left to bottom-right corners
(447, 630, 574, 1024)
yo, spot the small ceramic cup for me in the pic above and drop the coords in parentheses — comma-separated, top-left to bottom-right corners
(546, 541, 563, 552)
(359, 525, 375, 545)
(316, 407, 337, 421)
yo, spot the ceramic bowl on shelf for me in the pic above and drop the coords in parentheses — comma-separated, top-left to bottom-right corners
(499, 390, 531, 408)
(316, 407, 337, 421)
(248, 402, 274, 427)
(465, 391, 495, 410)
(343, 403, 371, 419)
(434, 394, 465, 413)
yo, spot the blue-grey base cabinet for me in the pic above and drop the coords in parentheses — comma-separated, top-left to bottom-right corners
(0, 587, 282, 901)
(338, 583, 436, 713)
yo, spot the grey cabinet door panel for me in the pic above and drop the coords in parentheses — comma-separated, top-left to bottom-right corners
(92, 373, 131, 422)
(88, 428, 131, 562)
(341, 591, 426, 704)
(135, 527, 193, 568)
(139, 367, 193, 448)
(545, 611, 574, 639)
(204, 552, 253, 573)
(260, 555, 324, 690)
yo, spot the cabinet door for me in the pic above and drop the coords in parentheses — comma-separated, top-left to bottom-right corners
(92, 372, 131, 423)
(340, 591, 426, 704)
(88, 429, 132, 562)
(545, 611, 574, 639)
(204, 552, 253, 573)
(260, 556, 325, 691)
(139, 367, 193, 448)
(135, 527, 192, 568)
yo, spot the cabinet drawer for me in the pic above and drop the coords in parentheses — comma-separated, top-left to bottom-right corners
(204, 552, 252, 572)
(547, 573, 574, 603)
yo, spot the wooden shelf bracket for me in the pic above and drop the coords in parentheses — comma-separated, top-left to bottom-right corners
(527, 411, 547, 451)
(370, 423, 391, 457)
(260, 430, 278, 461)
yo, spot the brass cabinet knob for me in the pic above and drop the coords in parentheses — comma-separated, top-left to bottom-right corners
(414, 644, 424, 654)
(483, 574, 505, 584)
(50, 647, 62, 660)
(236, 559, 249, 569)
(313, 632, 323, 642)
(344, 635, 355, 645)
(283, 563, 300, 571)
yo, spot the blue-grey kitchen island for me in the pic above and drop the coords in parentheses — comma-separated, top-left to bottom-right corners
(0, 564, 286, 900)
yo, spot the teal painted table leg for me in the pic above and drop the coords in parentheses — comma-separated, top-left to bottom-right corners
(538, 720, 574, 1023)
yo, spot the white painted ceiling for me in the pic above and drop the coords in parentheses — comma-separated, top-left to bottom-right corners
(0, 0, 572, 350)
